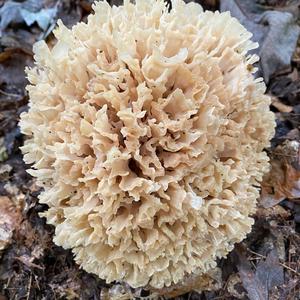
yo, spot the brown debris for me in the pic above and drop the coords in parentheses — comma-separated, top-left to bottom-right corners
(234, 246, 284, 300)
(0, 196, 22, 254)
(150, 268, 222, 298)
(226, 274, 246, 299)
(260, 140, 300, 208)
(256, 205, 291, 220)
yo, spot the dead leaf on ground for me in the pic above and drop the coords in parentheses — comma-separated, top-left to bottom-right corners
(260, 140, 300, 208)
(220, 0, 300, 83)
(0, 196, 22, 254)
(0, 0, 58, 36)
(255, 249, 284, 297)
(235, 246, 284, 300)
(236, 254, 266, 300)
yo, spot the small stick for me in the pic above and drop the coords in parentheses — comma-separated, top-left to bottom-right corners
(0, 88, 21, 98)
(247, 248, 300, 276)
(26, 273, 32, 300)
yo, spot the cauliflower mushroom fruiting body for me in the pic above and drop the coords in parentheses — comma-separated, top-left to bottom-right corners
(20, 0, 275, 289)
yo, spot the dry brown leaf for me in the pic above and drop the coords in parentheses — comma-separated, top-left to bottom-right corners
(255, 249, 284, 295)
(0, 196, 22, 253)
(220, 0, 300, 83)
(260, 140, 300, 208)
(0, 0, 58, 35)
(236, 246, 284, 300)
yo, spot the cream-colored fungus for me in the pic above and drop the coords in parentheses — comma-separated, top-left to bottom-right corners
(20, 0, 275, 288)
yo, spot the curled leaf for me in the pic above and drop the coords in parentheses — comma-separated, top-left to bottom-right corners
(260, 140, 300, 208)
(221, 0, 300, 82)
(0, 0, 58, 36)
(0, 196, 22, 254)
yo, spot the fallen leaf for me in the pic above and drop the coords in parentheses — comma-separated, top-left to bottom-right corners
(0, 0, 58, 36)
(235, 246, 284, 300)
(220, 0, 300, 83)
(20, 6, 57, 31)
(0, 2, 23, 35)
(0, 196, 22, 253)
(260, 140, 300, 208)
(255, 249, 284, 298)
(236, 251, 266, 300)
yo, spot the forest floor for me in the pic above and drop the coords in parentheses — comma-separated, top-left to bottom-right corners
(0, 0, 299, 299)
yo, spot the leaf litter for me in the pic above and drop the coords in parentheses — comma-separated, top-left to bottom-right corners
(0, 0, 58, 36)
(220, 0, 300, 83)
(0, 0, 300, 299)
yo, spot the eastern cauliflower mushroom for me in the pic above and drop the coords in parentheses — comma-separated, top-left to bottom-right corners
(19, 0, 275, 289)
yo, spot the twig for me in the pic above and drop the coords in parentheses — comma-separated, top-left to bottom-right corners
(0, 88, 21, 98)
(247, 248, 300, 276)
(26, 273, 32, 300)
(14, 256, 44, 270)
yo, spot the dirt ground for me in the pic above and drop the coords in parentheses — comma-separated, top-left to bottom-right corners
(0, 0, 299, 299)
